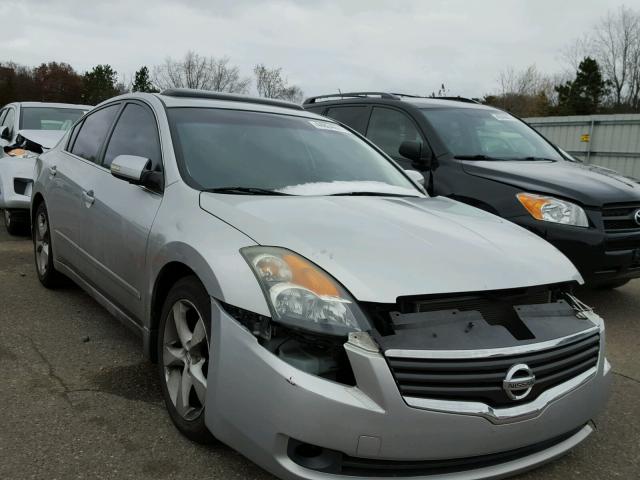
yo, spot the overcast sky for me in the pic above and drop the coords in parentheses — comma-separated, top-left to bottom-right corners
(2, 0, 640, 98)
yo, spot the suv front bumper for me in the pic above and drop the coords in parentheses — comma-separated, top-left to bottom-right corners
(205, 301, 611, 480)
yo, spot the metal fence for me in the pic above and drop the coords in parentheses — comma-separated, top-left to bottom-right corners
(524, 114, 640, 178)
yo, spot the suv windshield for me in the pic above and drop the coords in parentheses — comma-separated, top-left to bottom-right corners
(167, 108, 421, 196)
(20, 107, 87, 131)
(421, 108, 564, 161)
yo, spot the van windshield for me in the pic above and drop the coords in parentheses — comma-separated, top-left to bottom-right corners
(167, 108, 421, 196)
(421, 108, 564, 161)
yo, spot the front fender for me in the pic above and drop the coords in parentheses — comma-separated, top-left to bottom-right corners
(145, 185, 270, 325)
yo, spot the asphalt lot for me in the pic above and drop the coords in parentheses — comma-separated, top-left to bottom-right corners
(0, 225, 638, 480)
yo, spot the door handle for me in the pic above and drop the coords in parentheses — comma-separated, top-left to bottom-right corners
(49, 165, 57, 176)
(82, 189, 95, 207)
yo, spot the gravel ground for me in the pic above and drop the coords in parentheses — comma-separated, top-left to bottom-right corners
(0, 225, 637, 480)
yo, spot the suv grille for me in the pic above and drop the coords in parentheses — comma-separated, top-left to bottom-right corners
(386, 332, 600, 407)
(602, 203, 640, 232)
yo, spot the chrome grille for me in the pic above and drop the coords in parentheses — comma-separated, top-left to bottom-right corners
(602, 203, 640, 232)
(386, 332, 600, 407)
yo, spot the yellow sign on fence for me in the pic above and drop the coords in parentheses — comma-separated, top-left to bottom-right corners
(580, 134, 590, 142)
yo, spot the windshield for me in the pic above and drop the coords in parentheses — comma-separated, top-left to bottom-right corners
(421, 108, 564, 161)
(20, 107, 87, 131)
(167, 108, 421, 196)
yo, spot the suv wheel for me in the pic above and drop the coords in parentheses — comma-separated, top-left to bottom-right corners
(33, 203, 63, 288)
(158, 276, 215, 444)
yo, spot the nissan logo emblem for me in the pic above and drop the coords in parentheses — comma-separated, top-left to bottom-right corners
(503, 364, 536, 401)
(634, 209, 640, 226)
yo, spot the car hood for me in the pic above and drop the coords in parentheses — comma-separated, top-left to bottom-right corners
(17, 130, 66, 150)
(462, 159, 640, 207)
(200, 193, 581, 303)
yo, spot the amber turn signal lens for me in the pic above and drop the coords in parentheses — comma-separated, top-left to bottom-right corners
(516, 193, 550, 220)
(282, 254, 340, 297)
(7, 148, 27, 157)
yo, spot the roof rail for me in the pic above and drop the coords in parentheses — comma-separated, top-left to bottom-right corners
(303, 92, 399, 104)
(432, 96, 481, 104)
(160, 88, 304, 111)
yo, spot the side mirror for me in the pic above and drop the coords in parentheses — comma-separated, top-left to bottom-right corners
(405, 169, 425, 186)
(110, 154, 163, 191)
(0, 126, 10, 140)
(398, 140, 436, 170)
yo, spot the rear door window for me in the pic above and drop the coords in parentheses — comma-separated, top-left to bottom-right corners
(325, 106, 370, 134)
(70, 104, 120, 163)
(103, 103, 162, 170)
(366, 107, 422, 159)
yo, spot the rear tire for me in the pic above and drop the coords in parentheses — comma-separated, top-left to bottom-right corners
(157, 276, 215, 444)
(596, 279, 630, 290)
(33, 202, 63, 288)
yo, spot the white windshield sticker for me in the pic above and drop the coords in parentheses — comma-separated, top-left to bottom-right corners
(308, 120, 347, 133)
(492, 113, 516, 121)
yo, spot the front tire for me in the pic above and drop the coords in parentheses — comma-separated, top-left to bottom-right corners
(157, 276, 214, 444)
(4, 209, 28, 236)
(33, 202, 63, 288)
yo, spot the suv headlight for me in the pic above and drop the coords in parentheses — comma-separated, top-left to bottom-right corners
(517, 193, 589, 227)
(241, 246, 370, 337)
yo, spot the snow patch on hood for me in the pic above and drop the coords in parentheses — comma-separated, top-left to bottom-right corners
(276, 180, 424, 197)
(17, 130, 66, 150)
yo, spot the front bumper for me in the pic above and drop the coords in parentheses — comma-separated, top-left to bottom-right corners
(511, 214, 640, 285)
(0, 157, 35, 210)
(205, 301, 611, 480)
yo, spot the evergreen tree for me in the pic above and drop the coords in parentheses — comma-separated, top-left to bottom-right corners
(132, 66, 158, 93)
(555, 57, 609, 115)
(82, 64, 119, 105)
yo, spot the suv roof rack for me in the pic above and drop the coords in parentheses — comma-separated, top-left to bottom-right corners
(431, 96, 481, 104)
(160, 88, 304, 111)
(303, 91, 481, 105)
(303, 92, 399, 104)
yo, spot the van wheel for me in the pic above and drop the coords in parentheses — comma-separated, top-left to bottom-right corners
(33, 203, 63, 288)
(157, 276, 215, 444)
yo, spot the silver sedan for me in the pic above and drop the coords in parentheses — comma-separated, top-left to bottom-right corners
(31, 89, 611, 480)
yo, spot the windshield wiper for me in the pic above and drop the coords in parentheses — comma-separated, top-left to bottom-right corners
(203, 187, 291, 196)
(453, 154, 503, 161)
(329, 191, 420, 197)
(516, 156, 558, 162)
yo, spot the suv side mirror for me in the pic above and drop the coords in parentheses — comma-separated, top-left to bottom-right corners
(0, 126, 10, 140)
(398, 140, 436, 170)
(111, 154, 163, 191)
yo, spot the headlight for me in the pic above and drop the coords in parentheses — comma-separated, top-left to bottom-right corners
(6, 148, 38, 159)
(517, 193, 589, 227)
(241, 246, 370, 337)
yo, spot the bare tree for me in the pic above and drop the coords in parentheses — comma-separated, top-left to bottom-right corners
(485, 64, 560, 116)
(154, 51, 250, 93)
(254, 64, 304, 103)
(210, 57, 251, 94)
(592, 6, 640, 106)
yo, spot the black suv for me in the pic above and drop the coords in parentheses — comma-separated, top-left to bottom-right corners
(304, 92, 640, 288)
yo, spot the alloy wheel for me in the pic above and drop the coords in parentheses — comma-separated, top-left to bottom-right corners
(34, 211, 50, 276)
(162, 299, 209, 421)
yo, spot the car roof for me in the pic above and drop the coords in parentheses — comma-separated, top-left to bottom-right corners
(102, 89, 327, 121)
(15, 102, 93, 110)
